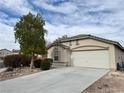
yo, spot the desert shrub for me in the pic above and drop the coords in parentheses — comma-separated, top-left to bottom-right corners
(34, 59, 42, 68)
(4, 54, 31, 68)
(40, 58, 53, 70)
(46, 58, 53, 65)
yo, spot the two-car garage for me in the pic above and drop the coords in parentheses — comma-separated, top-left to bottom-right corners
(71, 50, 110, 69)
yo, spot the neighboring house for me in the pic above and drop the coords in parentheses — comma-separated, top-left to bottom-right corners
(47, 34, 124, 70)
(0, 49, 20, 59)
(0, 49, 12, 59)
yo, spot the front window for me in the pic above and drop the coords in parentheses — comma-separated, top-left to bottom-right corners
(54, 55, 59, 61)
(69, 41, 72, 46)
(54, 47, 60, 62)
(76, 40, 79, 45)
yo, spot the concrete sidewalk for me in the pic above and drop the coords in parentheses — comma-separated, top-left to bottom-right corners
(0, 67, 109, 93)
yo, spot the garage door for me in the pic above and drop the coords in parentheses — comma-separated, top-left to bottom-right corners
(71, 50, 109, 69)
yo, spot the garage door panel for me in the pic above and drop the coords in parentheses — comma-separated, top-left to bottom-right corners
(71, 50, 109, 69)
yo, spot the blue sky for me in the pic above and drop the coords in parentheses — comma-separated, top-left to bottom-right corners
(0, 0, 124, 50)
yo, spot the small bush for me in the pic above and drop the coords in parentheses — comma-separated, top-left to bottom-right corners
(46, 58, 53, 65)
(4, 54, 31, 68)
(40, 58, 53, 70)
(34, 59, 42, 68)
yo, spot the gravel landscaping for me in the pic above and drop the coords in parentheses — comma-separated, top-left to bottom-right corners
(0, 67, 41, 81)
(82, 71, 124, 93)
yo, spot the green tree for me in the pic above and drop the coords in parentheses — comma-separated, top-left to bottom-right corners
(14, 12, 47, 69)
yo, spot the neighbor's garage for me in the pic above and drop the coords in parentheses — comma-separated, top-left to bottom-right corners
(71, 50, 110, 69)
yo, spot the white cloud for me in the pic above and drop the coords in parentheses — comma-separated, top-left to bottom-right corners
(45, 22, 118, 42)
(32, 0, 124, 28)
(0, 17, 19, 26)
(0, 0, 36, 15)
(0, 22, 19, 50)
(32, 0, 78, 14)
(0, 11, 9, 18)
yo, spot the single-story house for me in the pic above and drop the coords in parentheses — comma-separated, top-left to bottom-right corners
(0, 49, 12, 59)
(47, 34, 124, 70)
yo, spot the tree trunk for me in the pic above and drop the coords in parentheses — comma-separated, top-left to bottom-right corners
(30, 56, 34, 69)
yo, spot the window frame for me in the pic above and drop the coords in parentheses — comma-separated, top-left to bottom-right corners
(76, 40, 79, 45)
(69, 41, 72, 46)
(53, 47, 60, 62)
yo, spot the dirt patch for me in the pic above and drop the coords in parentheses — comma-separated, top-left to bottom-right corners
(82, 71, 124, 93)
(0, 67, 41, 81)
(82, 72, 124, 93)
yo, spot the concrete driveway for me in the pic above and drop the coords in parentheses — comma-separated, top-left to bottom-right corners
(0, 67, 109, 93)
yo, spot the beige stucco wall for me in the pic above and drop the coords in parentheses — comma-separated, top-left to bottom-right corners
(62, 39, 116, 69)
(48, 38, 118, 70)
(47, 47, 54, 59)
(115, 46, 124, 65)
(47, 46, 71, 63)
